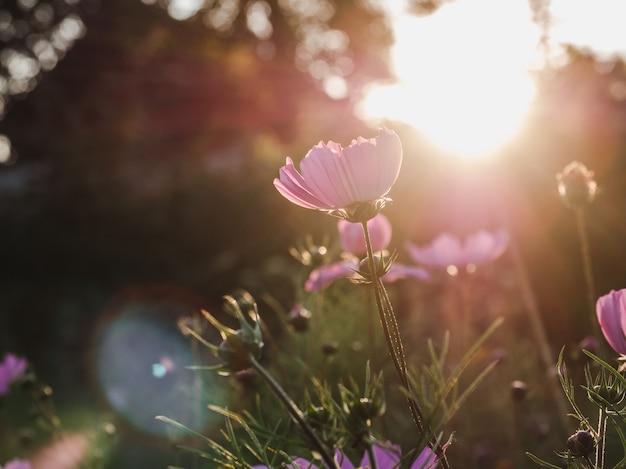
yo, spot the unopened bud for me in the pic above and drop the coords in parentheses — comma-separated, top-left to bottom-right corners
(556, 161, 598, 208)
(510, 380, 529, 402)
(322, 342, 339, 356)
(288, 305, 312, 333)
(566, 430, 595, 458)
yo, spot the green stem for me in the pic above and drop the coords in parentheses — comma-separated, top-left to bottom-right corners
(575, 209, 603, 347)
(366, 443, 379, 469)
(596, 407, 607, 469)
(248, 354, 338, 469)
(361, 222, 450, 469)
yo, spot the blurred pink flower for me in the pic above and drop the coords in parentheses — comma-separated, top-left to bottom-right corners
(0, 354, 27, 395)
(306, 261, 355, 292)
(274, 128, 402, 220)
(337, 214, 392, 256)
(596, 289, 626, 355)
(305, 260, 429, 292)
(30, 433, 90, 469)
(1, 460, 30, 469)
(405, 230, 509, 269)
(253, 444, 437, 468)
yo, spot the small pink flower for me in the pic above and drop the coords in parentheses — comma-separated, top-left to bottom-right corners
(305, 261, 356, 292)
(305, 214, 428, 292)
(596, 289, 626, 355)
(338, 214, 392, 256)
(274, 128, 402, 221)
(0, 354, 28, 396)
(405, 230, 509, 269)
(1, 460, 31, 469)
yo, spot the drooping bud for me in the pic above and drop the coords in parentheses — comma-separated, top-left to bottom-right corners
(556, 161, 598, 208)
(566, 430, 595, 458)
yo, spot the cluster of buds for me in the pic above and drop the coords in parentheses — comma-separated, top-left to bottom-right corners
(585, 365, 625, 409)
(556, 161, 598, 209)
(339, 368, 386, 447)
(180, 290, 264, 374)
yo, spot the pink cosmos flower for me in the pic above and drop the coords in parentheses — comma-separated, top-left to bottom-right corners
(0, 354, 28, 396)
(405, 229, 509, 270)
(1, 460, 31, 469)
(305, 260, 429, 292)
(252, 444, 437, 469)
(274, 128, 402, 220)
(596, 289, 626, 355)
(305, 216, 429, 292)
(337, 214, 392, 256)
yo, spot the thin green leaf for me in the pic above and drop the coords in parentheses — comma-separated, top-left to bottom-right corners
(525, 452, 564, 469)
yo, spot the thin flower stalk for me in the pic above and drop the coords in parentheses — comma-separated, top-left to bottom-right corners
(361, 221, 449, 469)
(575, 208, 603, 350)
(247, 354, 339, 469)
(596, 407, 607, 469)
(365, 444, 379, 469)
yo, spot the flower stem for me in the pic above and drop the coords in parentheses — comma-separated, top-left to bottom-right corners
(248, 354, 338, 469)
(596, 407, 607, 469)
(366, 443, 379, 469)
(575, 209, 603, 347)
(361, 222, 450, 469)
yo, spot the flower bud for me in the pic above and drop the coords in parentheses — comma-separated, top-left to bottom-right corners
(218, 331, 256, 372)
(566, 430, 595, 458)
(288, 305, 312, 333)
(556, 161, 598, 208)
(510, 380, 529, 402)
(305, 405, 335, 431)
(322, 342, 339, 356)
(588, 369, 625, 408)
(347, 397, 386, 422)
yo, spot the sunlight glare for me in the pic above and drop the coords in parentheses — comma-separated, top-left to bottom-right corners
(358, 0, 541, 160)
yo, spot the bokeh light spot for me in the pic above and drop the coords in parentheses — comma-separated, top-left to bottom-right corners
(0, 134, 13, 163)
(94, 291, 225, 436)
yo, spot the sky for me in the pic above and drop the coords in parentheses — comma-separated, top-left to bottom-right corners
(358, 0, 626, 159)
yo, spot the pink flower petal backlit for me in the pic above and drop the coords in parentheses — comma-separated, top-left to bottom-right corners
(338, 214, 392, 256)
(406, 229, 509, 269)
(596, 289, 626, 355)
(274, 128, 402, 214)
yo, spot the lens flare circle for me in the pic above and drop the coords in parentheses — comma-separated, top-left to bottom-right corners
(94, 294, 224, 437)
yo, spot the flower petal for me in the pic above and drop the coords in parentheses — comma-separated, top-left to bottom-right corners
(299, 143, 356, 208)
(342, 128, 402, 202)
(406, 234, 463, 268)
(463, 229, 509, 266)
(338, 214, 392, 256)
(411, 447, 439, 469)
(597, 290, 626, 355)
(360, 443, 401, 469)
(305, 261, 357, 292)
(384, 264, 430, 283)
(274, 157, 333, 210)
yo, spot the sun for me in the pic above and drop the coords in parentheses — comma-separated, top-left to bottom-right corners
(358, 0, 542, 160)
